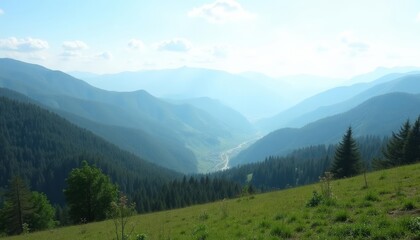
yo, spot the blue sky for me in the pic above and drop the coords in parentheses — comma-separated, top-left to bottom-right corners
(1, 0, 420, 78)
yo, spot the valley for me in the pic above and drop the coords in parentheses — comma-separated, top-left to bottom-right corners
(209, 134, 263, 172)
(1, 1, 420, 238)
(1, 58, 420, 239)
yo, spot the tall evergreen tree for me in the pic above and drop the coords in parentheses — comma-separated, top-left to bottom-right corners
(403, 116, 420, 164)
(330, 127, 362, 178)
(2, 177, 34, 235)
(383, 120, 412, 167)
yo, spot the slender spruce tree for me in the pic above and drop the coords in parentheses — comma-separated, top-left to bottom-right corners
(403, 116, 420, 164)
(2, 177, 34, 235)
(330, 127, 362, 178)
(382, 120, 412, 167)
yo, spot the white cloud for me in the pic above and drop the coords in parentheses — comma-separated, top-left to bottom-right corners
(128, 39, 145, 50)
(0, 8, 4, 15)
(156, 38, 191, 52)
(0, 37, 49, 51)
(62, 40, 89, 51)
(97, 51, 112, 60)
(188, 0, 254, 24)
(416, 12, 420, 22)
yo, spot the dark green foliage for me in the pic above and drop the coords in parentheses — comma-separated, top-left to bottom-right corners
(215, 137, 385, 192)
(1, 177, 34, 235)
(64, 161, 118, 223)
(30, 192, 56, 230)
(306, 191, 323, 207)
(377, 116, 420, 168)
(403, 117, 420, 164)
(331, 127, 362, 178)
(382, 120, 412, 167)
(0, 177, 56, 235)
(132, 176, 241, 214)
(0, 96, 179, 205)
(0, 95, 242, 217)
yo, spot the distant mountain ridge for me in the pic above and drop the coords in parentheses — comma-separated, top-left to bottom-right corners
(258, 71, 420, 131)
(231, 92, 420, 166)
(0, 58, 256, 173)
(78, 67, 287, 120)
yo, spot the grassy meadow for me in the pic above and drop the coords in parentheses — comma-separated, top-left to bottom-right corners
(4, 164, 420, 240)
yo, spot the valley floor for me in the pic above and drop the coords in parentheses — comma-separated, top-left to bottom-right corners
(4, 164, 420, 240)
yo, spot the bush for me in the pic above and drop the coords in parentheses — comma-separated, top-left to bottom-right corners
(306, 191, 323, 207)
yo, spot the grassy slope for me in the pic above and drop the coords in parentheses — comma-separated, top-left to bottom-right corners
(5, 164, 420, 240)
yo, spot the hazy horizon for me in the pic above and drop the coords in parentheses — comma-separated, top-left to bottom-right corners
(1, 0, 420, 80)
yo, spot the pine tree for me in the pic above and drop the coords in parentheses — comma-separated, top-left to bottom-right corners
(2, 176, 34, 235)
(383, 120, 411, 167)
(330, 127, 362, 178)
(403, 116, 420, 164)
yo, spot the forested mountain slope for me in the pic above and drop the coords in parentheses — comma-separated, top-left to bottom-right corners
(0, 96, 179, 205)
(232, 92, 420, 165)
(0, 58, 255, 173)
(258, 72, 419, 131)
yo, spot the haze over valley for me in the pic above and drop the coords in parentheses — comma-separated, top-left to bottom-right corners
(1, 1, 420, 239)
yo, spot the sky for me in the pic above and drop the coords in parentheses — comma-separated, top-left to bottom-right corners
(1, 0, 420, 78)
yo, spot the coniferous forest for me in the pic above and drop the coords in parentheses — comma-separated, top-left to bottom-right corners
(0, 96, 241, 229)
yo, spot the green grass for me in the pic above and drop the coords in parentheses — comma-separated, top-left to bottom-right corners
(4, 164, 420, 240)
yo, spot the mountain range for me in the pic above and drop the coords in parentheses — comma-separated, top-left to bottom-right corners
(257, 71, 420, 132)
(0, 58, 255, 173)
(231, 92, 420, 166)
(2, 58, 420, 174)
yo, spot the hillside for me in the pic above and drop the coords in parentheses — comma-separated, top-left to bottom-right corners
(232, 92, 420, 166)
(288, 73, 420, 128)
(0, 58, 256, 173)
(5, 163, 420, 239)
(257, 71, 418, 132)
(0, 88, 197, 173)
(0, 96, 179, 205)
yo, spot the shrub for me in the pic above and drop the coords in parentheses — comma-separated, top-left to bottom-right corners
(306, 191, 323, 207)
(135, 233, 147, 240)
